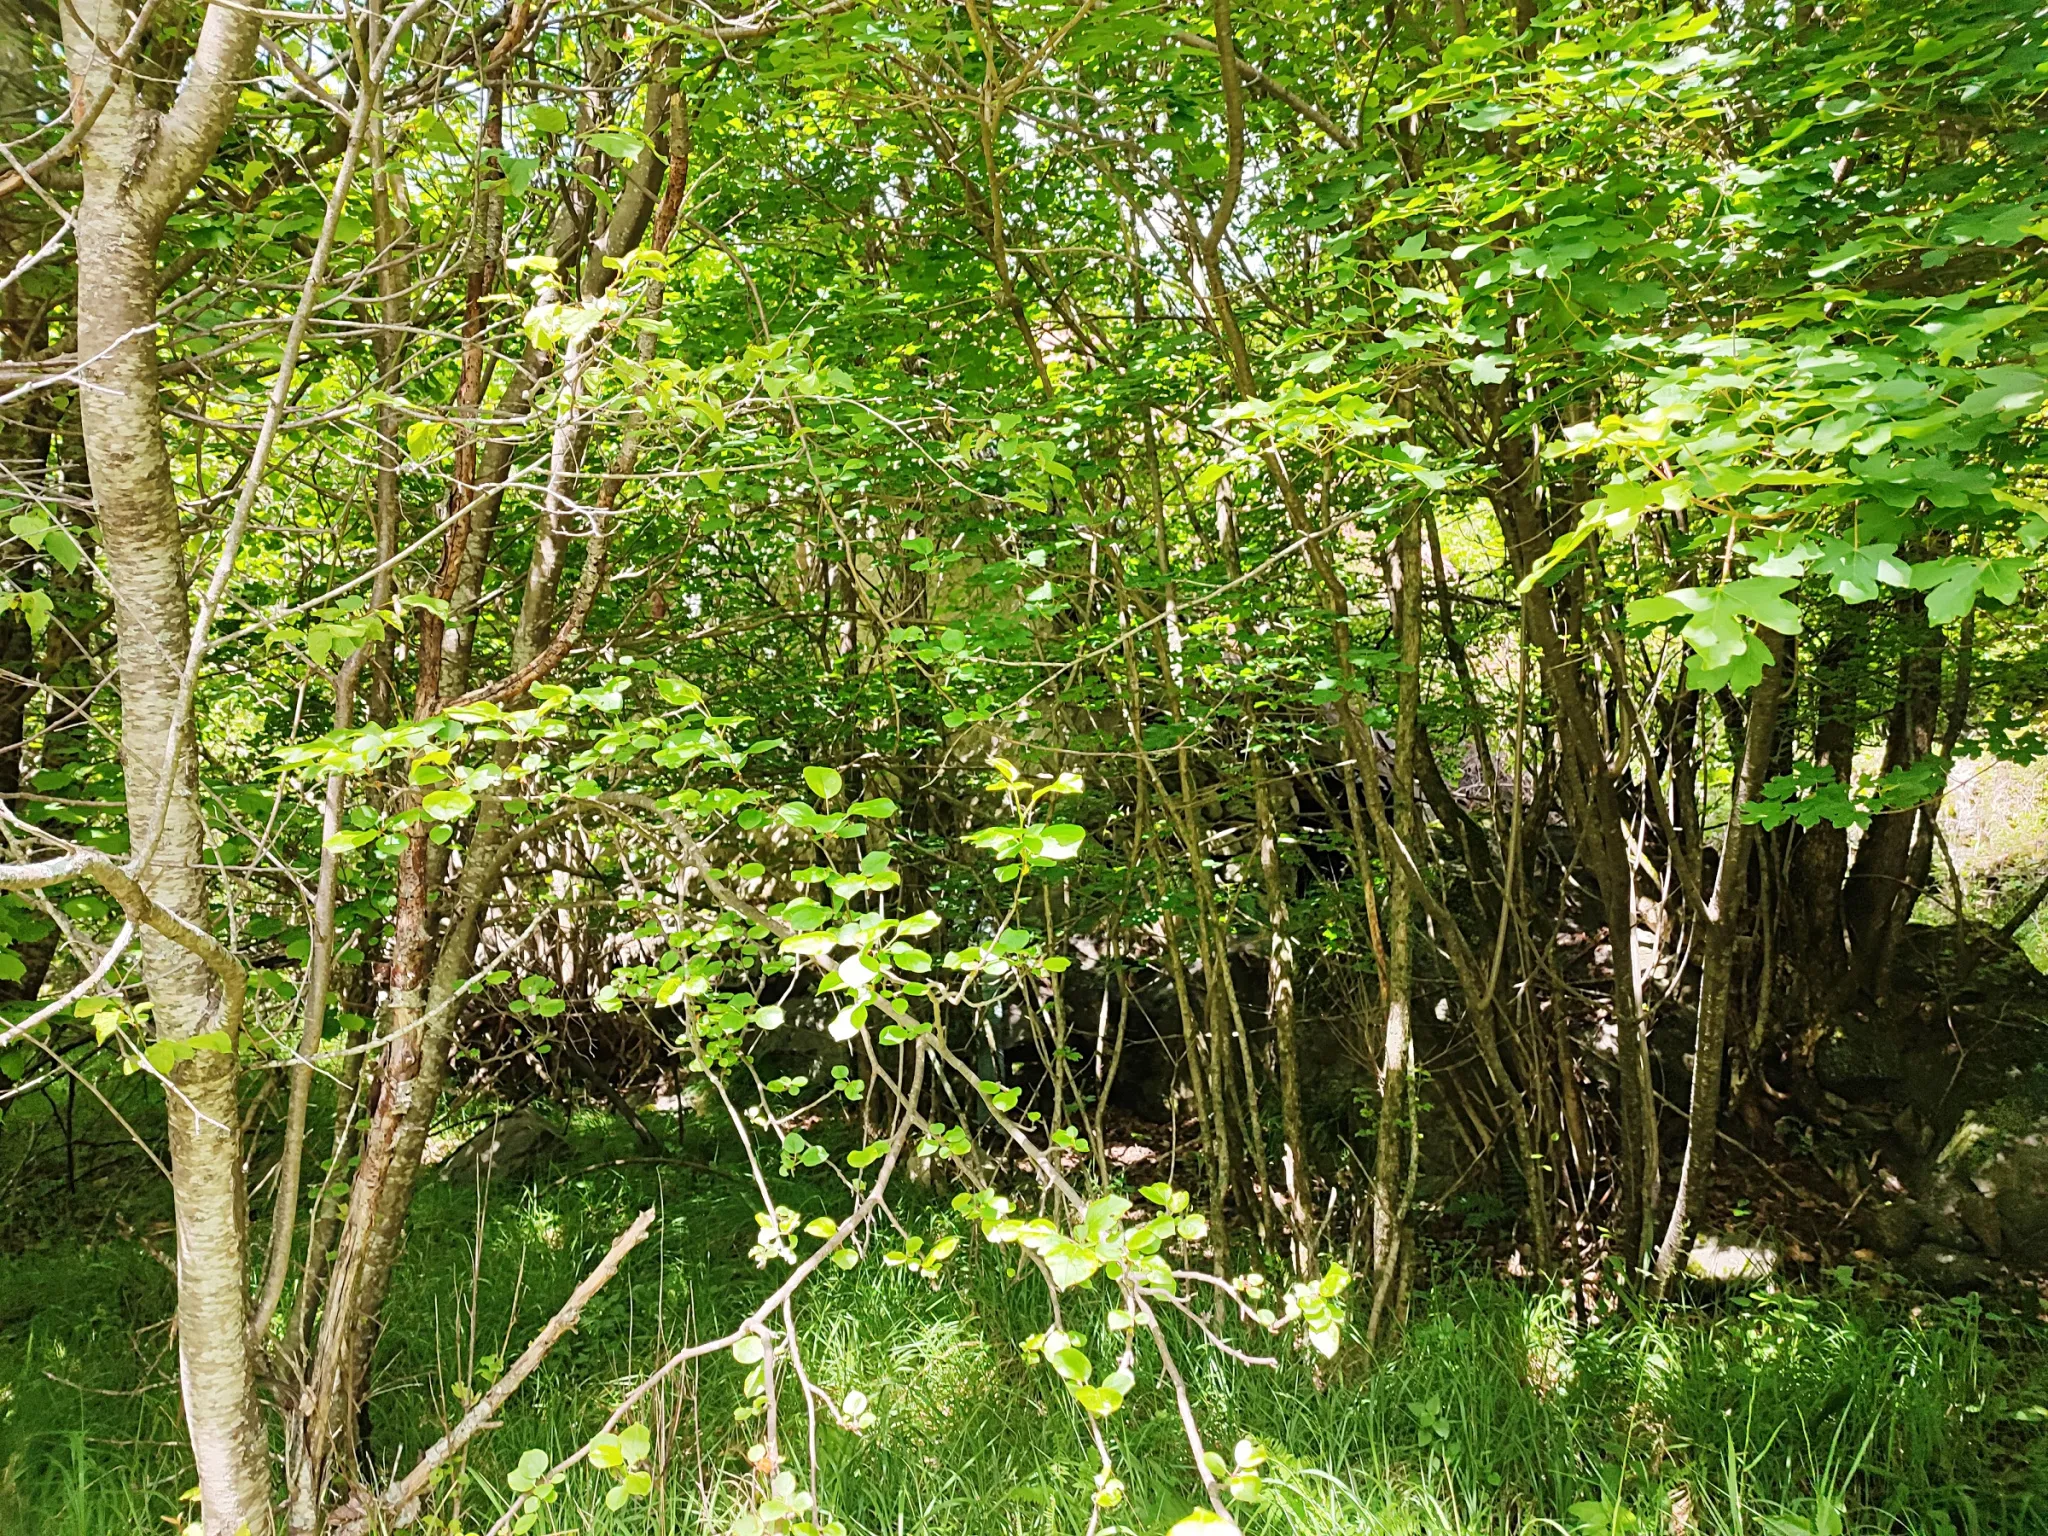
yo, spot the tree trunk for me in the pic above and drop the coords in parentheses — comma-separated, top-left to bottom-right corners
(1495, 432, 1655, 1271)
(64, 0, 266, 1524)
(1369, 505, 1421, 1337)
(1843, 598, 1942, 988)
(1253, 764, 1312, 1271)
(1653, 638, 1788, 1287)
(80, 198, 273, 1536)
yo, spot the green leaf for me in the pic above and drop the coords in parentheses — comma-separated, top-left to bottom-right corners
(405, 419, 444, 461)
(1910, 555, 2032, 624)
(1457, 101, 1516, 132)
(1036, 824, 1086, 860)
(40, 526, 82, 573)
(585, 129, 647, 160)
(1628, 578, 1798, 693)
(1941, 201, 2044, 247)
(1073, 1381, 1125, 1416)
(804, 765, 843, 800)
(1717, 577, 1801, 636)
(14, 590, 50, 638)
(421, 788, 475, 821)
(1960, 366, 2047, 417)
(1918, 304, 2031, 364)
(1042, 1240, 1100, 1290)
(1811, 537, 1911, 604)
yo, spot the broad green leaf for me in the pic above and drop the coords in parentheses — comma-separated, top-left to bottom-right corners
(1630, 578, 1798, 693)
(585, 129, 647, 160)
(1960, 367, 2047, 417)
(1811, 537, 1911, 604)
(421, 789, 475, 821)
(1036, 824, 1086, 860)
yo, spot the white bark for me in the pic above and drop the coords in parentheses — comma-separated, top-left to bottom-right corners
(61, 0, 269, 1527)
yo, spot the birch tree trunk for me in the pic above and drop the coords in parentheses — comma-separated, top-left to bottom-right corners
(62, 0, 267, 1526)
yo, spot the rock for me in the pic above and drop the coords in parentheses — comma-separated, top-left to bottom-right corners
(1892, 1105, 1935, 1158)
(1914, 1110, 2048, 1267)
(1955, 1192, 2004, 1259)
(1816, 1015, 1910, 1094)
(1916, 1194, 1974, 1251)
(1902, 1244, 1997, 1292)
(1968, 1130, 2048, 1266)
(437, 1108, 569, 1186)
(1855, 1200, 1925, 1257)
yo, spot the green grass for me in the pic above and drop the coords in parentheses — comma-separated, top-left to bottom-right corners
(1, 1116, 2045, 1534)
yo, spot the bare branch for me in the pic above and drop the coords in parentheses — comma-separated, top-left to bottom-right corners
(375, 1206, 658, 1522)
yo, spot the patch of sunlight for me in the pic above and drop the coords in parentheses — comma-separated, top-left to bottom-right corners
(516, 1204, 566, 1250)
(2017, 910, 2048, 973)
(1522, 1289, 1579, 1398)
(1686, 1236, 1780, 1284)
(1633, 1314, 1687, 1397)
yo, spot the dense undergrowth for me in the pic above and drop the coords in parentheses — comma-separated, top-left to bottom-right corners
(1, 1116, 2043, 1536)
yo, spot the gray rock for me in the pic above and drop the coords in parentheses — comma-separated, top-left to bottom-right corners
(1855, 1200, 1925, 1257)
(1911, 1111, 2048, 1268)
(1955, 1192, 2004, 1259)
(1686, 1236, 1780, 1284)
(1902, 1244, 1997, 1292)
(1916, 1195, 1974, 1251)
(1970, 1131, 2048, 1266)
(437, 1108, 569, 1186)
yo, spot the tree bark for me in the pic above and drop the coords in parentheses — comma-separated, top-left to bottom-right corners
(1252, 764, 1311, 1271)
(1369, 505, 1421, 1337)
(62, 0, 266, 1525)
(1653, 636, 1788, 1287)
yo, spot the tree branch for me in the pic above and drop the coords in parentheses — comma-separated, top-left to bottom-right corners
(376, 1206, 657, 1522)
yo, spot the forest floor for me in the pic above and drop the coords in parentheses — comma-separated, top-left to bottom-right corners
(2, 1110, 2046, 1536)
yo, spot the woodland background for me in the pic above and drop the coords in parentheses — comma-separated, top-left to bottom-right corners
(0, 0, 2046, 1531)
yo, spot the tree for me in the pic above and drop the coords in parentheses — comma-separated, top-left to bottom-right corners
(0, 0, 2042, 1527)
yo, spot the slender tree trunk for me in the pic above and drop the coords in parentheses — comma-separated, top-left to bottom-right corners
(1495, 431, 1655, 1271)
(1370, 506, 1421, 1336)
(1253, 765, 1312, 1270)
(1843, 597, 1942, 986)
(64, 0, 266, 1524)
(1653, 637, 1787, 1287)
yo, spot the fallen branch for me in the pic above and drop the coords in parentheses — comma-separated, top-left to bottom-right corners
(375, 1204, 658, 1524)
(476, 1046, 926, 1536)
